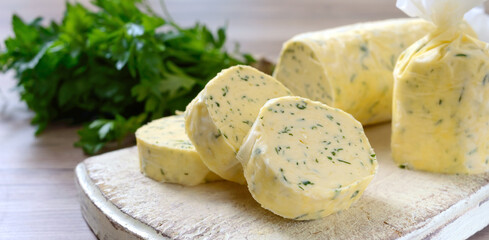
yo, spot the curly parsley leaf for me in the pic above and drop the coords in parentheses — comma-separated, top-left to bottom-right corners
(1, 0, 255, 154)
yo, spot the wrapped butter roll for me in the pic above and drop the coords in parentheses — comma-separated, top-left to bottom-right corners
(237, 96, 377, 220)
(392, 0, 489, 174)
(274, 19, 434, 125)
(136, 115, 221, 186)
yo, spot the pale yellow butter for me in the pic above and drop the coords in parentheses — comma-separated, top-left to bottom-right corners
(237, 96, 377, 220)
(274, 18, 434, 125)
(136, 115, 221, 186)
(392, 29, 489, 174)
(185, 65, 293, 184)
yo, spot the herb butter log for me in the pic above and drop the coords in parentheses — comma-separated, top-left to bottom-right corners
(136, 115, 221, 186)
(185, 65, 293, 184)
(237, 96, 378, 220)
(274, 19, 434, 125)
(392, 0, 489, 174)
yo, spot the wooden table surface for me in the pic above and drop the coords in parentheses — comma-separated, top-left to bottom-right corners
(1, 1, 488, 239)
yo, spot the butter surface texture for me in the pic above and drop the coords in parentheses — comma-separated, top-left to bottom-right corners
(274, 18, 434, 125)
(185, 65, 292, 184)
(392, 29, 489, 174)
(237, 96, 378, 220)
(136, 115, 221, 186)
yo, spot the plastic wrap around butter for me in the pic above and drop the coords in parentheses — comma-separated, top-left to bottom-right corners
(273, 18, 434, 126)
(184, 65, 292, 184)
(392, 0, 489, 174)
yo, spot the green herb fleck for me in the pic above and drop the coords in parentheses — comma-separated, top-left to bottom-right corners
(253, 148, 262, 156)
(296, 102, 307, 110)
(332, 188, 341, 200)
(338, 159, 351, 164)
(160, 169, 165, 176)
(351, 190, 359, 199)
(414, 43, 426, 53)
(275, 146, 282, 154)
(293, 213, 308, 220)
(350, 74, 357, 83)
(455, 53, 468, 57)
(301, 180, 314, 186)
(468, 148, 478, 155)
(279, 126, 291, 134)
(360, 44, 368, 53)
(222, 86, 229, 96)
(459, 87, 465, 102)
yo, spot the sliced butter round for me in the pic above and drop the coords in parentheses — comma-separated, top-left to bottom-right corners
(237, 96, 378, 220)
(136, 115, 221, 186)
(184, 65, 293, 184)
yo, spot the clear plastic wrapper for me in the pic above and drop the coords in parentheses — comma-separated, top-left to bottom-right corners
(392, 0, 489, 174)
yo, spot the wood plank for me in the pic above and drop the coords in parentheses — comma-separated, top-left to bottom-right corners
(76, 123, 489, 239)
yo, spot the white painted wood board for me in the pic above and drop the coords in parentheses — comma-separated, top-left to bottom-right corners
(75, 123, 489, 239)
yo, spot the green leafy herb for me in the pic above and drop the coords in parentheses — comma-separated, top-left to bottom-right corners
(0, 0, 255, 154)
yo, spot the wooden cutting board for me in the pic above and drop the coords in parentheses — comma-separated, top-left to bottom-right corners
(75, 123, 489, 240)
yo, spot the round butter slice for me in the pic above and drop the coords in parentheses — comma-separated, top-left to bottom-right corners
(237, 96, 378, 220)
(136, 115, 221, 186)
(185, 65, 293, 184)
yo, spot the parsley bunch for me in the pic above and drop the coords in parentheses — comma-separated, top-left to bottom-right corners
(0, 0, 254, 154)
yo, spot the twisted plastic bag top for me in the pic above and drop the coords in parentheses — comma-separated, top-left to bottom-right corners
(397, 0, 486, 29)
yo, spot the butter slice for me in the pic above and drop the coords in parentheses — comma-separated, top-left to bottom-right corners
(274, 18, 434, 125)
(237, 96, 378, 220)
(136, 115, 221, 186)
(185, 65, 293, 184)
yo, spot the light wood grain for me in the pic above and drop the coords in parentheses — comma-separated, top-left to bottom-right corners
(1, 0, 489, 239)
(76, 124, 489, 239)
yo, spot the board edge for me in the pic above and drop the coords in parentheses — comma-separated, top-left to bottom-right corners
(75, 162, 169, 240)
(400, 181, 489, 240)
